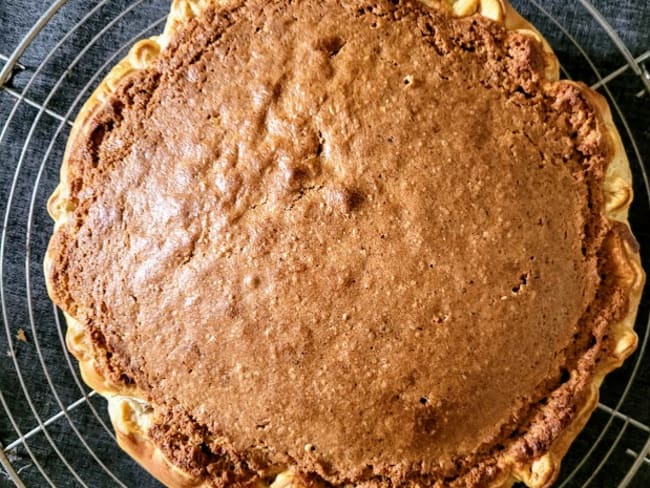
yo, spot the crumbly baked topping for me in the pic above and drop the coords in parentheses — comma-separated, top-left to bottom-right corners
(45, 1, 641, 486)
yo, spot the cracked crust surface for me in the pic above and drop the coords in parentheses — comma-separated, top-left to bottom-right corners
(45, 0, 644, 487)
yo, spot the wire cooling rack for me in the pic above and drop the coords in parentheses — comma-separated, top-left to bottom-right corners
(0, 0, 648, 486)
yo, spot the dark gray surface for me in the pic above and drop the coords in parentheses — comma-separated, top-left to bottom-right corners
(0, 1, 648, 487)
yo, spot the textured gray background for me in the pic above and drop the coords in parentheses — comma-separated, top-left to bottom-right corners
(0, 1, 648, 487)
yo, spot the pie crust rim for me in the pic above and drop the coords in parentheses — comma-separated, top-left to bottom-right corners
(43, 1, 645, 487)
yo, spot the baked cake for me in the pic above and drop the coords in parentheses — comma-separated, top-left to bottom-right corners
(45, 0, 644, 486)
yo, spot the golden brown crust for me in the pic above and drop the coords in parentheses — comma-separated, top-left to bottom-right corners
(109, 396, 205, 488)
(44, 0, 644, 487)
(504, 85, 644, 488)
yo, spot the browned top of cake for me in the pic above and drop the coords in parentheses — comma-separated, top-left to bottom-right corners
(46, 0, 635, 485)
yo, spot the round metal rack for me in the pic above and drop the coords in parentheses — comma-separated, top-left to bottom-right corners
(0, 1, 648, 487)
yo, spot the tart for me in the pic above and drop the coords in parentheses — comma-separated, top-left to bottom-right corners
(45, 0, 644, 487)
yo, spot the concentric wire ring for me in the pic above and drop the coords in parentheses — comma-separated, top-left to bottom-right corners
(1, 2, 169, 485)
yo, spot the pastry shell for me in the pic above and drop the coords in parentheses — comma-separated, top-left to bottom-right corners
(44, 1, 644, 487)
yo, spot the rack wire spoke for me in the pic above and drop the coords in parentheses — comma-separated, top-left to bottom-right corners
(1, 87, 73, 126)
(596, 403, 650, 434)
(624, 449, 650, 466)
(0, 53, 26, 70)
(590, 51, 650, 91)
(3, 392, 96, 453)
